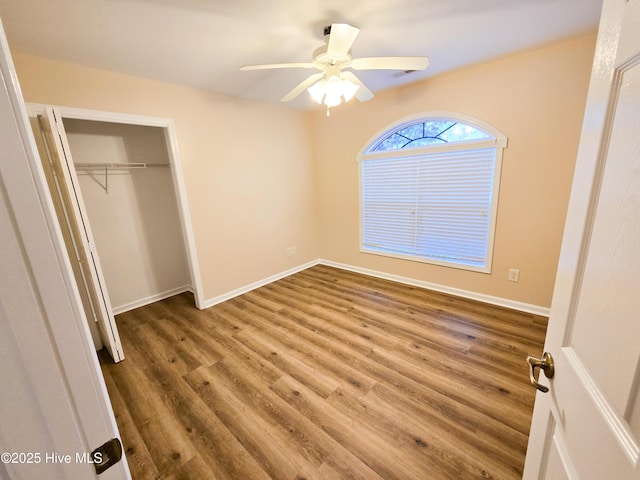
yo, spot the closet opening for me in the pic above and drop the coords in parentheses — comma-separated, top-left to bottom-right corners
(28, 104, 203, 363)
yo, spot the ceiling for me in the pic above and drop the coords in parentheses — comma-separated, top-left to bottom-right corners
(0, 0, 603, 110)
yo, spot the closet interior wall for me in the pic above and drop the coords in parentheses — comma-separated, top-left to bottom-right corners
(63, 119, 191, 320)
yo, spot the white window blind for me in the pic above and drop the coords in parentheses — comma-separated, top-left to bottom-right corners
(361, 147, 497, 268)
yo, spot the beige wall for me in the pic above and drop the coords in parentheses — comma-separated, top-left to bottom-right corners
(13, 33, 595, 310)
(14, 53, 320, 301)
(307, 34, 597, 308)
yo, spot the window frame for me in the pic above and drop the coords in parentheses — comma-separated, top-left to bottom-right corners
(357, 112, 507, 273)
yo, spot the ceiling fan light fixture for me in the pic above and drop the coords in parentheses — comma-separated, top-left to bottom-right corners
(340, 78, 360, 102)
(324, 92, 343, 108)
(307, 75, 360, 108)
(307, 80, 326, 104)
(323, 76, 345, 107)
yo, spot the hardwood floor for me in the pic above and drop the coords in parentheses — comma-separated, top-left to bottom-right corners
(99, 265, 548, 480)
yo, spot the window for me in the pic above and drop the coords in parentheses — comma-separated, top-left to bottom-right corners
(359, 114, 507, 272)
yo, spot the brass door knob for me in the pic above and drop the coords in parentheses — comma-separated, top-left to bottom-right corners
(527, 352, 555, 393)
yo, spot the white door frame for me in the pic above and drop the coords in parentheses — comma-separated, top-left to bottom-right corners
(27, 102, 205, 309)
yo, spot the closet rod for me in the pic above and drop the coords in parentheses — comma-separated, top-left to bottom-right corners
(74, 162, 169, 170)
(75, 162, 170, 194)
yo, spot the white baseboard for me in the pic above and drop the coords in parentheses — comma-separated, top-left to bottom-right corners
(318, 259, 551, 317)
(198, 258, 550, 317)
(200, 260, 319, 309)
(112, 284, 192, 315)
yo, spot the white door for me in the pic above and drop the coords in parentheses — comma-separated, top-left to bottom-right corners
(523, 0, 640, 478)
(38, 106, 124, 363)
(0, 18, 129, 479)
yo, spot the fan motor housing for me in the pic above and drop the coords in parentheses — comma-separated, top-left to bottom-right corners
(313, 44, 352, 67)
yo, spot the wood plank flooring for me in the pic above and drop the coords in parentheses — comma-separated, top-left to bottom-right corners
(99, 264, 548, 480)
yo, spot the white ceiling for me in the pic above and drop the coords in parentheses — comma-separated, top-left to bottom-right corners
(0, 0, 603, 110)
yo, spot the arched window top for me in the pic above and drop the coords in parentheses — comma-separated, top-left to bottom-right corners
(368, 119, 493, 153)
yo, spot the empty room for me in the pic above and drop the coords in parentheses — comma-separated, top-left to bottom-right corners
(3, 0, 640, 479)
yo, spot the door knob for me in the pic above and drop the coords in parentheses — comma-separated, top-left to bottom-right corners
(527, 352, 555, 393)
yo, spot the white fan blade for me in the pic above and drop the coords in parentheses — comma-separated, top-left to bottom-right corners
(281, 73, 324, 102)
(351, 56, 430, 71)
(327, 23, 360, 57)
(341, 71, 374, 102)
(240, 62, 316, 71)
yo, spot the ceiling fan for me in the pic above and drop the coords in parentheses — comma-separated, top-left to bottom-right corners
(240, 23, 429, 114)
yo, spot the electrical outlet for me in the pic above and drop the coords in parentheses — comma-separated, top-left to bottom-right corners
(286, 246, 297, 256)
(508, 269, 520, 282)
